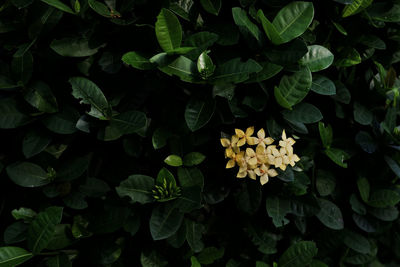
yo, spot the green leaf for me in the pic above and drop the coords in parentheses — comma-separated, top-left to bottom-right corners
(4, 221, 28, 244)
(155, 8, 182, 52)
(177, 167, 204, 189)
(368, 190, 400, 208)
(278, 241, 318, 267)
(164, 155, 183, 167)
(116, 175, 155, 204)
(158, 56, 198, 83)
(0, 247, 33, 267)
(332, 21, 347, 36)
(324, 148, 348, 168)
(353, 102, 373, 125)
(156, 167, 176, 187)
(122, 52, 155, 70)
(232, 7, 264, 44)
(24, 81, 58, 113)
(312, 76, 337, 96)
(88, 0, 117, 17)
(69, 77, 109, 119)
(342, 0, 373, 17)
(368, 206, 399, 222)
(197, 51, 215, 79)
(357, 177, 370, 203)
(27, 206, 63, 254)
(149, 203, 184, 240)
(111, 111, 147, 134)
(185, 220, 205, 253)
(316, 198, 344, 230)
(197, 247, 225, 265)
(185, 98, 215, 131)
(318, 122, 333, 148)
(43, 106, 79, 134)
(266, 196, 291, 227)
(299, 45, 334, 72)
(200, 0, 221, 15)
(272, 1, 315, 44)
(183, 152, 206, 166)
(384, 156, 400, 178)
(274, 67, 312, 108)
(316, 169, 336, 196)
(12, 207, 37, 221)
(12, 50, 33, 85)
(257, 9, 284, 45)
(343, 230, 371, 254)
(246, 62, 283, 83)
(0, 99, 30, 129)
(211, 58, 262, 84)
(350, 194, 366, 215)
(50, 37, 104, 57)
(152, 128, 172, 150)
(6, 162, 51, 187)
(22, 129, 52, 158)
(46, 254, 72, 267)
(40, 0, 75, 14)
(282, 102, 323, 124)
(335, 48, 361, 67)
(191, 256, 201, 267)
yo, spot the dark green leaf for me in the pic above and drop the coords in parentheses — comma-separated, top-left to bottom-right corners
(155, 8, 182, 52)
(278, 241, 318, 267)
(185, 98, 215, 131)
(0, 246, 33, 267)
(116, 175, 155, 204)
(149, 203, 184, 240)
(311, 75, 336, 95)
(316, 198, 344, 230)
(6, 162, 51, 187)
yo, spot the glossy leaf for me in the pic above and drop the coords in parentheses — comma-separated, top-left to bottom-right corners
(299, 45, 334, 72)
(155, 8, 182, 52)
(149, 203, 184, 240)
(6, 162, 51, 187)
(278, 241, 318, 267)
(185, 98, 215, 131)
(51, 38, 104, 57)
(116, 175, 155, 204)
(200, 0, 221, 15)
(0, 247, 33, 267)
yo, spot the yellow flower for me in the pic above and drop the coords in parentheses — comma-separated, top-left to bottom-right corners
(279, 129, 296, 155)
(287, 153, 300, 167)
(226, 151, 245, 169)
(252, 128, 274, 147)
(220, 135, 240, 158)
(254, 164, 278, 185)
(267, 145, 288, 171)
(235, 127, 255, 146)
(236, 165, 256, 179)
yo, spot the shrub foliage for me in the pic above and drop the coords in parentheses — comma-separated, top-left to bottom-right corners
(1, 0, 400, 266)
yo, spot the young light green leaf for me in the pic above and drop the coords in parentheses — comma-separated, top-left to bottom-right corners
(299, 45, 334, 72)
(27, 206, 63, 254)
(155, 8, 182, 52)
(164, 155, 183, 167)
(116, 175, 155, 204)
(0, 246, 33, 267)
(342, 0, 373, 18)
(69, 77, 109, 119)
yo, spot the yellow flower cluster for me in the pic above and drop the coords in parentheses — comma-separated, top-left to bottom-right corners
(220, 127, 300, 185)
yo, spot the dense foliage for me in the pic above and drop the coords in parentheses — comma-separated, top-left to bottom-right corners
(1, 0, 400, 266)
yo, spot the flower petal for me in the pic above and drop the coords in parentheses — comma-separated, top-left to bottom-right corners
(226, 159, 235, 168)
(235, 129, 245, 138)
(246, 148, 256, 157)
(260, 174, 269, 185)
(282, 129, 287, 140)
(231, 135, 239, 144)
(248, 157, 258, 166)
(274, 157, 282, 168)
(246, 126, 254, 137)
(272, 148, 280, 157)
(268, 168, 278, 177)
(286, 145, 293, 156)
(247, 136, 256, 145)
(225, 148, 234, 158)
(264, 137, 274, 145)
(220, 138, 231, 147)
(293, 154, 300, 162)
(257, 128, 265, 139)
(248, 170, 256, 180)
(256, 144, 265, 155)
(237, 137, 246, 147)
(288, 137, 296, 146)
(254, 168, 261, 176)
(236, 170, 247, 178)
(279, 164, 287, 171)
